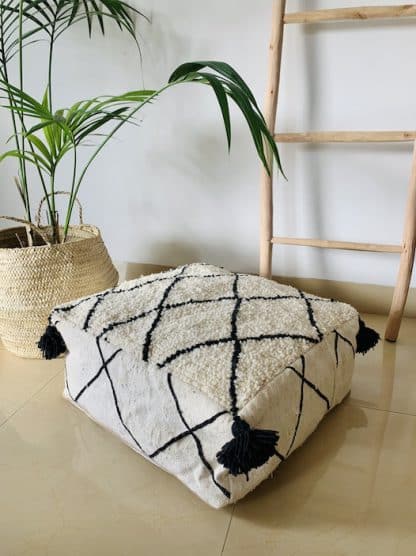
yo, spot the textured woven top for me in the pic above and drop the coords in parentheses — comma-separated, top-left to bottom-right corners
(51, 263, 358, 409)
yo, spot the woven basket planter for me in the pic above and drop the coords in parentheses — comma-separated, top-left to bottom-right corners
(0, 215, 118, 358)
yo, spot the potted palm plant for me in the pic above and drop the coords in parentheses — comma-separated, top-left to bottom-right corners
(0, 0, 283, 358)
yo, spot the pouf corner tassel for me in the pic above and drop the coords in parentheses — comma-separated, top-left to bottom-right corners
(216, 416, 279, 480)
(38, 324, 67, 360)
(356, 318, 380, 355)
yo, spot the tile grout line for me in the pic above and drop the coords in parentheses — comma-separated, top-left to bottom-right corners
(0, 368, 62, 430)
(348, 399, 416, 419)
(220, 503, 235, 556)
(216, 401, 416, 556)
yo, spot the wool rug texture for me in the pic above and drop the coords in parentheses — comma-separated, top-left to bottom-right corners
(41, 263, 377, 508)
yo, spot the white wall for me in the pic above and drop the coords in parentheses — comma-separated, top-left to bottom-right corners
(1, 0, 415, 287)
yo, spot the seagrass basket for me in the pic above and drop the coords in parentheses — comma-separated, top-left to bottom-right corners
(0, 199, 118, 358)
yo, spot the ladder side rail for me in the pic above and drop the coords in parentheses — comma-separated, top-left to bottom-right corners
(260, 0, 286, 279)
(385, 140, 416, 340)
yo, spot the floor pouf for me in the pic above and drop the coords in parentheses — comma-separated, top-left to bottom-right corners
(40, 263, 379, 508)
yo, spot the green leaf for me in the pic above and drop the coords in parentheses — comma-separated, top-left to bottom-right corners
(26, 133, 52, 163)
(0, 0, 147, 63)
(0, 148, 51, 173)
(169, 61, 258, 109)
(74, 107, 130, 143)
(196, 73, 231, 150)
(41, 87, 49, 111)
(168, 62, 284, 177)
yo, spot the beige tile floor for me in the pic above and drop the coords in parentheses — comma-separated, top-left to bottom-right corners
(0, 314, 415, 556)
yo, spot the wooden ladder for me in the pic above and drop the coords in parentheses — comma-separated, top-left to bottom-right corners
(260, 1, 416, 342)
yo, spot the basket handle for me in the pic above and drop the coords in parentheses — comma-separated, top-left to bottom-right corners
(0, 216, 52, 246)
(36, 191, 84, 226)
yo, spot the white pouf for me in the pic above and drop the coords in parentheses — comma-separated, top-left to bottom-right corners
(40, 263, 379, 508)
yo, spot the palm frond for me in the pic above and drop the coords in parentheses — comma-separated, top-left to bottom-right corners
(168, 62, 284, 177)
(0, 148, 52, 173)
(0, 80, 155, 170)
(0, 0, 146, 63)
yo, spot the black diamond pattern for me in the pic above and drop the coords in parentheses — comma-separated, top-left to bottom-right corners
(61, 264, 357, 498)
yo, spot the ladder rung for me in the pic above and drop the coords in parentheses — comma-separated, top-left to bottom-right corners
(271, 236, 403, 253)
(275, 131, 416, 143)
(284, 5, 416, 25)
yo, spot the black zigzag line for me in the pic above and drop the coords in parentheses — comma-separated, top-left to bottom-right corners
(229, 274, 242, 417)
(166, 373, 231, 499)
(286, 364, 330, 410)
(97, 297, 236, 342)
(83, 295, 106, 331)
(55, 296, 94, 315)
(110, 270, 228, 300)
(242, 333, 319, 344)
(55, 289, 109, 321)
(99, 293, 308, 345)
(97, 307, 160, 341)
(99, 293, 322, 347)
(74, 348, 122, 402)
(286, 355, 306, 457)
(241, 294, 301, 302)
(91, 274, 230, 339)
(149, 410, 228, 459)
(142, 265, 188, 361)
(61, 266, 339, 333)
(274, 448, 286, 462)
(81, 267, 187, 330)
(332, 329, 355, 406)
(234, 272, 339, 303)
(241, 294, 337, 304)
(158, 338, 234, 368)
(334, 332, 340, 367)
(331, 333, 338, 406)
(55, 270, 182, 318)
(243, 294, 336, 304)
(157, 333, 319, 369)
(165, 292, 304, 309)
(65, 267, 225, 329)
(96, 338, 146, 454)
(298, 289, 323, 341)
(166, 296, 235, 309)
(145, 295, 237, 324)
(334, 330, 355, 354)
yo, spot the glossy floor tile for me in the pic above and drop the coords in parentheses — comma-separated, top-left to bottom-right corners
(0, 315, 415, 555)
(0, 340, 62, 427)
(0, 374, 232, 556)
(222, 404, 416, 556)
(351, 314, 416, 416)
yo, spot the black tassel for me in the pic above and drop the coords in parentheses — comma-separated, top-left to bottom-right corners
(37, 325, 67, 360)
(356, 318, 380, 355)
(216, 417, 279, 480)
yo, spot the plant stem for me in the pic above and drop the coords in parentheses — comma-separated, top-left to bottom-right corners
(0, 7, 53, 224)
(48, 43, 53, 112)
(18, 0, 31, 222)
(32, 160, 55, 227)
(62, 139, 77, 241)
(47, 27, 55, 111)
(0, 76, 54, 228)
(20, 123, 55, 228)
(46, 18, 57, 232)
(0, 77, 26, 212)
(0, 10, 26, 215)
(50, 170, 57, 243)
